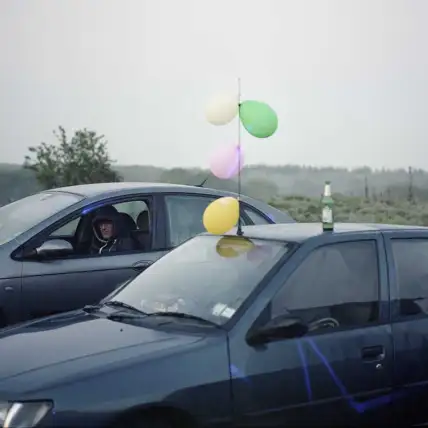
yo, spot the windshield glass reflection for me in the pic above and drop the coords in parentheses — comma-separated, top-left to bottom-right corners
(113, 235, 289, 325)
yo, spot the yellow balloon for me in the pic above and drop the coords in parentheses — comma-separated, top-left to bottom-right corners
(216, 236, 255, 258)
(203, 197, 239, 235)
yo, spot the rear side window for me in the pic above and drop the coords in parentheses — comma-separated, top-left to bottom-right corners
(243, 207, 271, 225)
(392, 239, 428, 318)
(165, 195, 249, 248)
(165, 195, 216, 247)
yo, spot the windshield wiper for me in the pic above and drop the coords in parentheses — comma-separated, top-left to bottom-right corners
(83, 304, 102, 313)
(146, 311, 221, 328)
(103, 300, 147, 316)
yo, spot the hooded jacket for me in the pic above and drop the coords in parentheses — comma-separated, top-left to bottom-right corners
(90, 206, 137, 254)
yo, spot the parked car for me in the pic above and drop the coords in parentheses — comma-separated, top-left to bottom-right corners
(0, 182, 293, 327)
(0, 222, 426, 427)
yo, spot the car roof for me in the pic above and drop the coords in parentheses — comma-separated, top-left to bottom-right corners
(44, 181, 275, 204)
(218, 222, 428, 242)
(41, 182, 295, 224)
(47, 182, 214, 197)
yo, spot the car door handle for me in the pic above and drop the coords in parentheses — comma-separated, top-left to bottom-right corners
(132, 261, 152, 271)
(361, 345, 385, 362)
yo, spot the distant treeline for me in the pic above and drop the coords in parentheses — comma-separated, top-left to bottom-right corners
(0, 163, 425, 206)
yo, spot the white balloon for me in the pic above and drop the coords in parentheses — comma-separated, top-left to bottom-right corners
(205, 93, 239, 126)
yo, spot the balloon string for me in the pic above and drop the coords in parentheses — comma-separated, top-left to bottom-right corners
(237, 77, 243, 236)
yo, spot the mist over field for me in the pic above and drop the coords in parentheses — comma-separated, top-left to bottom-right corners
(2, 162, 428, 225)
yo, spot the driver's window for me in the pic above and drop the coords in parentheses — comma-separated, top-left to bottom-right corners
(48, 199, 151, 256)
(51, 218, 80, 237)
(270, 241, 380, 332)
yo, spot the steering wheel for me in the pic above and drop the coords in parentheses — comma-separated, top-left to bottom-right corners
(308, 317, 340, 331)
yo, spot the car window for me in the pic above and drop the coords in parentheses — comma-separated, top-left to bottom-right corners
(271, 241, 379, 332)
(243, 207, 271, 225)
(0, 192, 83, 245)
(165, 195, 248, 247)
(114, 201, 148, 223)
(51, 200, 148, 237)
(47, 199, 152, 256)
(113, 235, 289, 325)
(392, 239, 428, 317)
(50, 218, 80, 237)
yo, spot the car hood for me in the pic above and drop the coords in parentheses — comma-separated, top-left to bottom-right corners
(0, 310, 204, 394)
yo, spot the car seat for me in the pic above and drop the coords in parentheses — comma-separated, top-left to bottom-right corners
(119, 212, 137, 231)
(133, 210, 151, 250)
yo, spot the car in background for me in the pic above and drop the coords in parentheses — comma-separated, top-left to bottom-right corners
(0, 222, 426, 427)
(0, 182, 293, 327)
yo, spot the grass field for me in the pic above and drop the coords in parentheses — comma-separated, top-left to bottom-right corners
(271, 194, 428, 226)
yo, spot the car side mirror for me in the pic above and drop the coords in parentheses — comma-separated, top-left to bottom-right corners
(32, 239, 74, 259)
(246, 315, 308, 346)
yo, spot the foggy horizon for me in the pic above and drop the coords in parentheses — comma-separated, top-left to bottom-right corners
(1, 0, 427, 170)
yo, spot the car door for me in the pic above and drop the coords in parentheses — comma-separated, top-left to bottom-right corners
(18, 196, 168, 322)
(383, 230, 428, 426)
(229, 234, 394, 427)
(0, 245, 23, 327)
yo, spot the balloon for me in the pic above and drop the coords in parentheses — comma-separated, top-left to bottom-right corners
(203, 197, 239, 235)
(239, 100, 278, 138)
(216, 236, 255, 258)
(205, 93, 239, 126)
(209, 144, 244, 179)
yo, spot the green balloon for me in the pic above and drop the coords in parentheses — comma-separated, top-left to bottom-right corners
(239, 100, 278, 138)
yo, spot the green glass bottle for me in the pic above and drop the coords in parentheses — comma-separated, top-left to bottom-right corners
(321, 181, 334, 231)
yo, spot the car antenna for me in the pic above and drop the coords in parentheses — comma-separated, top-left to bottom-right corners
(236, 77, 244, 237)
(194, 175, 210, 187)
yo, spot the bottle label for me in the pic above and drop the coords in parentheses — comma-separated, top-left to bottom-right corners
(323, 184, 332, 197)
(322, 206, 333, 224)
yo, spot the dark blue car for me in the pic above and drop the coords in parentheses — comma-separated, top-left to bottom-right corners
(0, 222, 426, 427)
(0, 182, 292, 327)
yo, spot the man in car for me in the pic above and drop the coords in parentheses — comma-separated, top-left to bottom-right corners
(90, 205, 137, 254)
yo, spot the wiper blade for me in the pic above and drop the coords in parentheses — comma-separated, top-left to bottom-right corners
(146, 311, 221, 328)
(103, 300, 147, 316)
(83, 304, 102, 313)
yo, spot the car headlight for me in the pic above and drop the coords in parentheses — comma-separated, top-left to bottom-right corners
(0, 401, 53, 428)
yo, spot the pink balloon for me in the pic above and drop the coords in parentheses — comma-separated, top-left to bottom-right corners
(209, 144, 244, 179)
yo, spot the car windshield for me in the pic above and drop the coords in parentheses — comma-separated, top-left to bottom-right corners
(0, 192, 83, 245)
(113, 235, 290, 326)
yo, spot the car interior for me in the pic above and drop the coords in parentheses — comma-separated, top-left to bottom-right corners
(46, 201, 152, 256)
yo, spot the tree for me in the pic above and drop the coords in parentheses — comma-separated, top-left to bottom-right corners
(24, 126, 122, 189)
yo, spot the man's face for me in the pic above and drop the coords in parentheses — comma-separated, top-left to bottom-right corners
(98, 220, 113, 239)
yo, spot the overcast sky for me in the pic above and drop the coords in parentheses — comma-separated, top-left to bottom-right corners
(0, 0, 427, 169)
